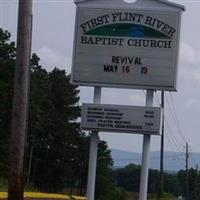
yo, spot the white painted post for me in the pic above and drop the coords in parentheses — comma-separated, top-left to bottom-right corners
(86, 86, 102, 200)
(139, 90, 154, 200)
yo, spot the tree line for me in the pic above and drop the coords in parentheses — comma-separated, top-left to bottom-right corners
(113, 163, 200, 200)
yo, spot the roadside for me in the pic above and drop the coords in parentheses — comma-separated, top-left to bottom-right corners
(126, 192, 177, 200)
(0, 192, 86, 200)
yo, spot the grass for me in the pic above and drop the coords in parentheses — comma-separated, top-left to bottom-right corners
(0, 180, 86, 200)
(126, 192, 177, 200)
(0, 178, 7, 191)
(0, 179, 176, 200)
(0, 191, 177, 200)
(0, 192, 87, 199)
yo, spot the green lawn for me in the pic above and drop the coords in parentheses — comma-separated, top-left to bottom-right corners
(0, 180, 177, 200)
(126, 192, 177, 200)
(0, 178, 7, 191)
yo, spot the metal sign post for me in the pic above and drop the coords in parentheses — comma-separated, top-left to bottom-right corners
(139, 90, 154, 200)
(86, 86, 102, 200)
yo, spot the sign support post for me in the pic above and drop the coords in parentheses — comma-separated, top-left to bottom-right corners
(139, 90, 154, 200)
(87, 86, 102, 200)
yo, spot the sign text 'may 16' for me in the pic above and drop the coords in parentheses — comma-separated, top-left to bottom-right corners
(81, 104, 162, 135)
(72, 5, 182, 90)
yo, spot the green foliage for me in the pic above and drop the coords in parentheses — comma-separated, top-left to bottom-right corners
(163, 173, 179, 196)
(113, 163, 141, 192)
(0, 28, 16, 61)
(27, 56, 83, 192)
(151, 193, 177, 200)
(0, 28, 15, 178)
(114, 164, 200, 200)
(95, 141, 126, 200)
(112, 187, 127, 200)
(177, 168, 200, 200)
(0, 177, 7, 191)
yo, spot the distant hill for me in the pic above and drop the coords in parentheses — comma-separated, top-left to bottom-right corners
(111, 149, 200, 171)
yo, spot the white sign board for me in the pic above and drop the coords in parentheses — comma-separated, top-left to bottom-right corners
(81, 103, 162, 135)
(72, 2, 183, 91)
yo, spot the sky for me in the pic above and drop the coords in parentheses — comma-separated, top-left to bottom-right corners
(1, 0, 200, 162)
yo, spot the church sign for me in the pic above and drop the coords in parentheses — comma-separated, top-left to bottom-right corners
(72, 5, 183, 90)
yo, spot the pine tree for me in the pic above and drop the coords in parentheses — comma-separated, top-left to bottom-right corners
(0, 28, 16, 178)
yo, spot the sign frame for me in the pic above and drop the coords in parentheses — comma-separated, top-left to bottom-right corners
(81, 103, 162, 135)
(71, 0, 184, 91)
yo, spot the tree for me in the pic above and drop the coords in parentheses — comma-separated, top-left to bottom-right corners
(114, 163, 141, 192)
(0, 29, 84, 192)
(148, 169, 159, 193)
(113, 163, 181, 197)
(27, 63, 82, 192)
(26, 53, 51, 186)
(95, 141, 126, 200)
(0, 28, 16, 178)
(72, 133, 90, 195)
(163, 172, 179, 196)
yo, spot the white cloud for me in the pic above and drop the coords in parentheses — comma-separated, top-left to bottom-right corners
(179, 42, 200, 66)
(179, 64, 200, 82)
(178, 42, 200, 83)
(37, 47, 71, 72)
(192, 71, 200, 82)
(186, 98, 197, 107)
(185, 98, 200, 110)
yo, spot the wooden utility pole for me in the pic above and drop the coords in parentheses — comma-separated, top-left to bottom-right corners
(8, 0, 32, 200)
(185, 142, 189, 200)
(158, 91, 164, 198)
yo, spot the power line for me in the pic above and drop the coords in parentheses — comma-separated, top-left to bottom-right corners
(189, 148, 198, 167)
(142, 91, 185, 154)
(165, 118, 184, 151)
(168, 93, 187, 143)
(165, 130, 184, 160)
(157, 93, 186, 151)
(142, 91, 188, 172)
(165, 132, 185, 167)
(166, 95, 185, 144)
(166, 94, 199, 168)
